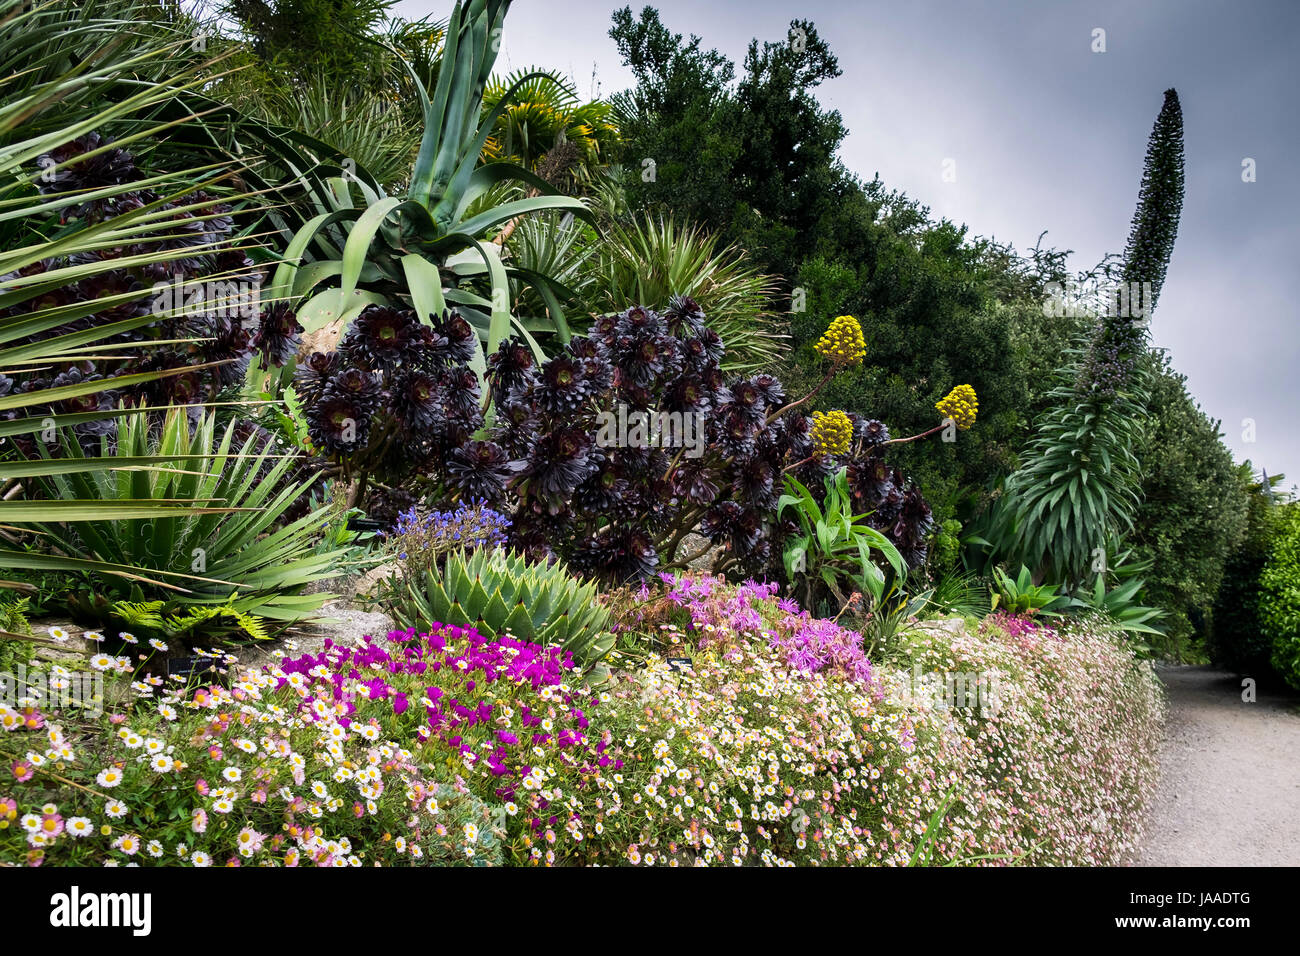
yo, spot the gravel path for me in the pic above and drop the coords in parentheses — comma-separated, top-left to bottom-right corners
(1135, 665, 1300, 866)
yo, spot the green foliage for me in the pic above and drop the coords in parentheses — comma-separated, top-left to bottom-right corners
(0, 595, 34, 677)
(991, 348, 1150, 585)
(608, 6, 741, 236)
(12, 409, 343, 622)
(609, 8, 847, 282)
(248, 75, 424, 192)
(278, 0, 594, 366)
(585, 215, 784, 372)
(220, 0, 398, 85)
(1208, 467, 1286, 675)
(778, 469, 906, 611)
(1069, 550, 1167, 651)
(506, 211, 785, 372)
(926, 569, 991, 619)
(388, 548, 614, 669)
(1257, 503, 1300, 691)
(990, 566, 1070, 617)
(109, 597, 271, 645)
(990, 89, 1185, 586)
(930, 519, 963, 574)
(789, 235, 1027, 526)
(0, 596, 31, 637)
(0, 0, 321, 588)
(1128, 352, 1249, 654)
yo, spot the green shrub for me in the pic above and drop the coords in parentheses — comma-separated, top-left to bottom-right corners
(386, 548, 614, 669)
(1128, 354, 1250, 656)
(1209, 468, 1285, 677)
(1258, 502, 1300, 690)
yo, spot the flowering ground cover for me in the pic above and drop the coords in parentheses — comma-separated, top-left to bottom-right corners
(0, 575, 1163, 866)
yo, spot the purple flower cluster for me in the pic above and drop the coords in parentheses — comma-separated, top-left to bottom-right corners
(382, 500, 511, 567)
(767, 612, 877, 689)
(981, 611, 1058, 644)
(655, 571, 877, 690)
(278, 625, 620, 808)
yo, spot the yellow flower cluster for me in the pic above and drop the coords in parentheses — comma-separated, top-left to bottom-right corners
(935, 384, 978, 430)
(810, 409, 854, 457)
(814, 315, 867, 367)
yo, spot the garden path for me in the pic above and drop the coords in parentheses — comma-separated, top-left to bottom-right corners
(1135, 665, 1300, 866)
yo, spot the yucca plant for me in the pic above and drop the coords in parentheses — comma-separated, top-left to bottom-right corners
(0, 0, 365, 635)
(503, 210, 600, 324)
(272, 0, 595, 371)
(586, 215, 785, 373)
(240, 74, 425, 193)
(388, 547, 614, 668)
(13, 408, 341, 621)
(0, 0, 263, 562)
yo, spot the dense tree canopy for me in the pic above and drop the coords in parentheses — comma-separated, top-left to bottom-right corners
(608, 6, 1077, 524)
(1129, 352, 1250, 654)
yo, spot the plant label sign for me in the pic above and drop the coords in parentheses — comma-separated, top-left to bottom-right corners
(166, 655, 218, 680)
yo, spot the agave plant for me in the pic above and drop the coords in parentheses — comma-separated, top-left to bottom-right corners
(271, 0, 595, 372)
(388, 547, 613, 668)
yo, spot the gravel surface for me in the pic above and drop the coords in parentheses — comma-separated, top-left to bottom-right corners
(1135, 664, 1300, 866)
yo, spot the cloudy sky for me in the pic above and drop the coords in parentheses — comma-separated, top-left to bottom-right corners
(394, 0, 1300, 484)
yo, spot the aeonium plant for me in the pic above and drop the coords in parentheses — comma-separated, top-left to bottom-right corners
(295, 303, 489, 521)
(485, 303, 947, 585)
(302, 299, 960, 590)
